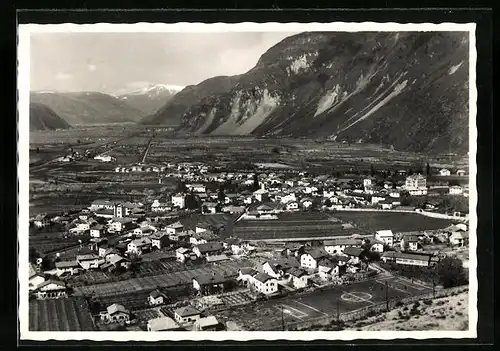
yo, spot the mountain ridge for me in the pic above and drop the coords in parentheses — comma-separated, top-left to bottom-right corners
(176, 31, 469, 154)
(30, 102, 71, 131)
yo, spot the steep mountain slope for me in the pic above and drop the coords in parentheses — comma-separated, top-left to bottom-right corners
(141, 76, 241, 126)
(29, 102, 71, 131)
(30, 91, 143, 125)
(179, 32, 469, 154)
(117, 84, 183, 116)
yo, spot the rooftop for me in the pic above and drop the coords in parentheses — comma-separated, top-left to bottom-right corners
(148, 316, 180, 331)
(174, 306, 200, 317)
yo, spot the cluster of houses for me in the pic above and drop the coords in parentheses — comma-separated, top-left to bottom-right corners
(96, 301, 224, 331)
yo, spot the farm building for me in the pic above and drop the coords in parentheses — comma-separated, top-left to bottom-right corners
(148, 290, 168, 306)
(375, 230, 394, 247)
(33, 280, 68, 299)
(300, 248, 329, 270)
(193, 242, 224, 258)
(29, 273, 45, 291)
(286, 267, 309, 289)
(400, 235, 419, 251)
(190, 230, 219, 246)
(90, 224, 105, 238)
(317, 258, 340, 280)
(55, 260, 81, 276)
(174, 306, 201, 325)
(76, 254, 100, 270)
(380, 251, 433, 267)
(147, 316, 183, 331)
(251, 273, 279, 295)
(324, 238, 362, 255)
(262, 258, 300, 279)
(206, 254, 229, 263)
(342, 247, 364, 265)
(193, 316, 224, 331)
(192, 272, 232, 295)
(238, 268, 258, 285)
(100, 304, 130, 324)
(151, 232, 170, 250)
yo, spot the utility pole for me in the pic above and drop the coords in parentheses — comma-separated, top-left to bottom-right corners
(385, 281, 389, 311)
(433, 280, 436, 298)
(281, 305, 285, 331)
(336, 295, 340, 322)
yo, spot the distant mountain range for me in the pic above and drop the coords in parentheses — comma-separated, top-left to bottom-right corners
(117, 84, 184, 117)
(30, 91, 144, 125)
(140, 76, 241, 126)
(30, 102, 71, 131)
(150, 31, 468, 154)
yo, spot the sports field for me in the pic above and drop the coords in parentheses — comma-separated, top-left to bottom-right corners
(215, 276, 432, 331)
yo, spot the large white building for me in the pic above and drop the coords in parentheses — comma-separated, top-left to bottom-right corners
(171, 194, 186, 209)
(405, 174, 427, 196)
(375, 230, 394, 247)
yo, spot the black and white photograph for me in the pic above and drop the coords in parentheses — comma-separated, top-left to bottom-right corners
(18, 22, 477, 341)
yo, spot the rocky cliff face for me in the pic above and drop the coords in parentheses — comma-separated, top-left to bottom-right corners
(178, 32, 469, 154)
(142, 76, 241, 126)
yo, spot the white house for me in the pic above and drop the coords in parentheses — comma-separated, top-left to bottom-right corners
(324, 238, 362, 255)
(401, 235, 419, 251)
(100, 304, 130, 324)
(94, 154, 115, 162)
(279, 193, 297, 204)
(439, 169, 451, 176)
(148, 290, 167, 306)
(300, 249, 329, 270)
(252, 273, 279, 295)
(69, 223, 90, 235)
(238, 268, 258, 285)
(151, 199, 172, 213)
(186, 184, 206, 193)
(147, 316, 181, 331)
(76, 254, 100, 270)
(317, 259, 340, 280)
(456, 169, 466, 176)
(33, 280, 68, 299)
(55, 260, 81, 276)
(165, 221, 184, 235)
(286, 268, 309, 289)
(285, 201, 299, 211)
(375, 230, 394, 247)
(405, 174, 428, 196)
(371, 194, 386, 205)
(174, 306, 201, 325)
(253, 184, 269, 202)
(449, 185, 464, 195)
(29, 273, 46, 291)
(171, 194, 186, 209)
(90, 224, 105, 238)
(151, 232, 170, 250)
(127, 237, 152, 255)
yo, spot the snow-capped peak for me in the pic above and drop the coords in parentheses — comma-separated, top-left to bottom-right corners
(127, 84, 185, 97)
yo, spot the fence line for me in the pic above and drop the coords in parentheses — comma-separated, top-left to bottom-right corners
(333, 208, 468, 221)
(268, 284, 469, 331)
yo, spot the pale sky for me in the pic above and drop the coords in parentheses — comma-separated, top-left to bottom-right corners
(29, 32, 300, 94)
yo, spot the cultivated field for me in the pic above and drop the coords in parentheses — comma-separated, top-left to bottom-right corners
(333, 211, 456, 232)
(215, 276, 432, 331)
(232, 212, 363, 240)
(74, 259, 256, 298)
(29, 297, 96, 331)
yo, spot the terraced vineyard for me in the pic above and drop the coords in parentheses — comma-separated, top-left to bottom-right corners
(74, 259, 255, 298)
(29, 297, 96, 331)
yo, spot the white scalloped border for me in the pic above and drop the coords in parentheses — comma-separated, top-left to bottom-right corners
(18, 21, 478, 342)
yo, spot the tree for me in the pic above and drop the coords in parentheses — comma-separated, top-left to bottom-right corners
(426, 163, 431, 176)
(324, 198, 332, 207)
(252, 173, 260, 191)
(436, 257, 467, 288)
(36, 147, 40, 154)
(272, 147, 280, 154)
(29, 247, 40, 264)
(370, 164, 376, 177)
(217, 188, 226, 203)
(408, 168, 414, 176)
